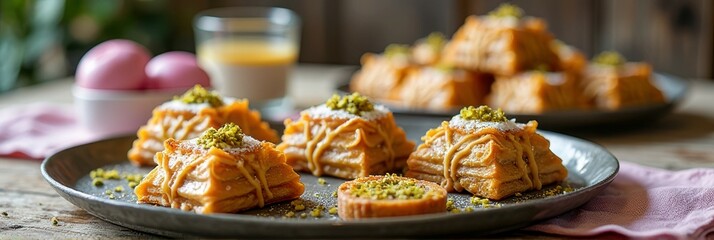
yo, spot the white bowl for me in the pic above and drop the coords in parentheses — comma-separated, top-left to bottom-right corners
(73, 85, 186, 138)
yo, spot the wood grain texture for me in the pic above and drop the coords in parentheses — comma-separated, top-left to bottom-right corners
(0, 159, 157, 238)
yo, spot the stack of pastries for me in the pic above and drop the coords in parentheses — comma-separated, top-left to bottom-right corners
(350, 3, 665, 113)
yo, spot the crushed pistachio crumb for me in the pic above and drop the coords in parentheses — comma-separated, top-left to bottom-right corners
(446, 198, 456, 211)
(310, 209, 322, 218)
(92, 178, 104, 187)
(328, 207, 338, 215)
(299, 213, 307, 219)
(459, 105, 508, 122)
(114, 186, 124, 192)
(384, 44, 409, 58)
(331, 191, 337, 198)
(464, 206, 474, 212)
(325, 92, 374, 116)
(196, 123, 244, 149)
(489, 3, 524, 18)
(449, 208, 461, 213)
(128, 182, 138, 189)
(90, 168, 104, 179)
(284, 211, 296, 218)
(593, 51, 626, 66)
(350, 174, 431, 200)
(51, 217, 59, 226)
(108, 194, 115, 199)
(103, 170, 120, 180)
(104, 190, 112, 195)
(294, 204, 306, 211)
(317, 178, 327, 185)
(174, 85, 223, 107)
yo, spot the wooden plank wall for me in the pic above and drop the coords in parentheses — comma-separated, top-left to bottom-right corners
(183, 0, 712, 78)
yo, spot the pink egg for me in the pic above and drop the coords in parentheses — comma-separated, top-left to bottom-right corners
(144, 51, 211, 89)
(76, 39, 151, 90)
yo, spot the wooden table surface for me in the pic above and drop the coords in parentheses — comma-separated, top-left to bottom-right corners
(1, 65, 713, 238)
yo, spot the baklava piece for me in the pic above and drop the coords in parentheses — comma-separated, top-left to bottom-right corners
(277, 93, 415, 179)
(128, 85, 279, 166)
(582, 51, 666, 110)
(349, 45, 413, 101)
(337, 174, 447, 220)
(405, 106, 568, 200)
(442, 4, 561, 76)
(398, 67, 493, 111)
(487, 70, 587, 113)
(135, 123, 304, 214)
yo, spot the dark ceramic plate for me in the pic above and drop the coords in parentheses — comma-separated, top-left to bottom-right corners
(338, 73, 688, 130)
(42, 122, 618, 238)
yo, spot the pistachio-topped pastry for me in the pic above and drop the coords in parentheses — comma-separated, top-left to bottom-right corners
(459, 105, 508, 122)
(196, 123, 244, 149)
(325, 92, 374, 116)
(349, 173, 436, 200)
(592, 51, 626, 66)
(337, 174, 447, 220)
(175, 84, 223, 107)
(488, 3, 524, 18)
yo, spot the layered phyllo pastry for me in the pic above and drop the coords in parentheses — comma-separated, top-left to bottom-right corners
(398, 66, 493, 110)
(277, 93, 415, 179)
(442, 4, 561, 76)
(134, 123, 304, 214)
(487, 70, 587, 113)
(582, 51, 666, 110)
(553, 41, 587, 76)
(405, 106, 568, 200)
(128, 85, 279, 166)
(411, 32, 447, 66)
(350, 45, 412, 101)
(337, 174, 447, 220)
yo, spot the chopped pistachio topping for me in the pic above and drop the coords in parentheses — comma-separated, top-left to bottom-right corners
(325, 92, 374, 116)
(384, 44, 409, 58)
(328, 207, 338, 215)
(128, 182, 139, 189)
(593, 51, 626, 66)
(331, 191, 338, 198)
(196, 123, 244, 149)
(350, 174, 431, 200)
(446, 198, 456, 211)
(51, 217, 59, 226)
(174, 85, 224, 107)
(299, 213, 307, 218)
(285, 211, 296, 218)
(459, 106, 508, 122)
(294, 204, 306, 211)
(489, 3, 524, 18)
(425, 32, 446, 50)
(317, 178, 327, 185)
(114, 186, 124, 192)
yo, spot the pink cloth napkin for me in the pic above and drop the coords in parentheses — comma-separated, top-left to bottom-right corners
(0, 103, 96, 159)
(528, 161, 714, 240)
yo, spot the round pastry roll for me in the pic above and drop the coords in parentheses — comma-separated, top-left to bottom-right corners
(337, 174, 447, 220)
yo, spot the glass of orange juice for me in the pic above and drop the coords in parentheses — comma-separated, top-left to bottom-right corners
(194, 7, 300, 108)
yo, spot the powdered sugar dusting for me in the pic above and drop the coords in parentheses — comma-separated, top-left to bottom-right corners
(449, 115, 523, 132)
(305, 104, 389, 120)
(158, 97, 238, 112)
